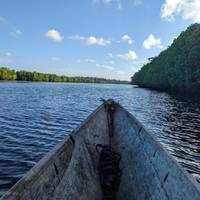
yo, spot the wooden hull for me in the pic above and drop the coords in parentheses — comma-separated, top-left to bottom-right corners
(1, 101, 200, 200)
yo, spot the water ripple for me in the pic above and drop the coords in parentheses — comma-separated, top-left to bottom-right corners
(0, 82, 200, 196)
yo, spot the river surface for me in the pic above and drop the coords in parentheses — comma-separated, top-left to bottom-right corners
(0, 82, 200, 196)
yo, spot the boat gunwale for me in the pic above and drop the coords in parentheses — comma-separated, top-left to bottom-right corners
(115, 102, 200, 192)
(0, 103, 105, 200)
(1, 101, 200, 199)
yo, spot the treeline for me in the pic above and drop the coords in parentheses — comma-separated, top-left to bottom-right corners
(0, 67, 128, 84)
(132, 23, 200, 94)
(0, 67, 16, 80)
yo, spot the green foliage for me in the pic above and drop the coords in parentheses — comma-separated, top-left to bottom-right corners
(131, 23, 200, 94)
(0, 67, 128, 84)
(0, 67, 16, 80)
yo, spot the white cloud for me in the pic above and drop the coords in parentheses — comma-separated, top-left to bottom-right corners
(14, 30, 22, 35)
(143, 34, 163, 49)
(116, 70, 125, 75)
(93, 0, 142, 9)
(45, 29, 63, 42)
(0, 16, 22, 38)
(96, 64, 114, 70)
(0, 52, 12, 62)
(121, 34, 133, 44)
(6, 52, 12, 57)
(106, 60, 115, 65)
(117, 50, 137, 61)
(140, 60, 150, 65)
(86, 36, 111, 45)
(68, 35, 111, 46)
(68, 35, 85, 41)
(10, 29, 22, 38)
(0, 16, 7, 24)
(84, 59, 96, 63)
(161, 0, 200, 22)
(51, 57, 60, 61)
(132, 0, 142, 6)
(108, 53, 113, 58)
(96, 63, 125, 76)
(93, 0, 121, 9)
(133, 59, 150, 66)
(97, 0, 113, 3)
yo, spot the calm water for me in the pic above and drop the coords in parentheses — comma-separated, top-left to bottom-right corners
(0, 82, 200, 196)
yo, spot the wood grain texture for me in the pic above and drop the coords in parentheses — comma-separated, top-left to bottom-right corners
(1, 105, 108, 200)
(1, 102, 200, 200)
(113, 104, 200, 200)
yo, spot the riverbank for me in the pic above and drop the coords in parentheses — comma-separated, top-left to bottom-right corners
(134, 84, 200, 99)
(0, 67, 129, 84)
(0, 80, 130, 85)
(131, 24, 200, 95)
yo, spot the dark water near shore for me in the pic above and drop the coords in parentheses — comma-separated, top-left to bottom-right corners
(0, 82, 200, 196)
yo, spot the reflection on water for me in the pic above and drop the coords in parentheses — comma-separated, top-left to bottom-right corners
(0, 82, 200, 196)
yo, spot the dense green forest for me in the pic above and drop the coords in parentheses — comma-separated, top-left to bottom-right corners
(0, 67, 129, 84)
(132, 23, 200, 94)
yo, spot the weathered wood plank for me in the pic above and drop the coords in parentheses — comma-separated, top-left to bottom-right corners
(1, 104, 108, 200)
(113, 104, 200, 200)
(1, 101, 200, 200)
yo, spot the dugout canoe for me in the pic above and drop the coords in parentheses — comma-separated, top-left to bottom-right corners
(1, 100, 200, 200)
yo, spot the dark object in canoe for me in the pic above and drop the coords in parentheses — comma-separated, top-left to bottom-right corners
(1, 100, 200, 200)
(96, 144, 121, 200)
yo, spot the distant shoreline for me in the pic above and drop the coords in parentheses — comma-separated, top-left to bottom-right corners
(0, 67, 130, 84)
(0, 80, 130, 85)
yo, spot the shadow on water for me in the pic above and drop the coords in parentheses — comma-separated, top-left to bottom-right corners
(0, 82, 200, 196)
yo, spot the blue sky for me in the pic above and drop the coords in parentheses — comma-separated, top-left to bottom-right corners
(0, 0, 199, 80)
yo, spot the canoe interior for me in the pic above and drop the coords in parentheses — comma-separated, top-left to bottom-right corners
(1, 101, 200, 200)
